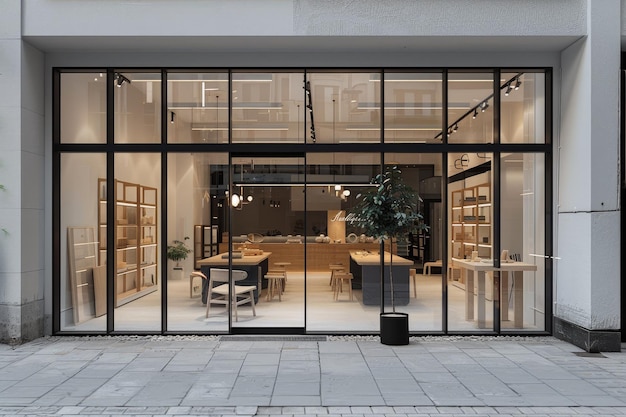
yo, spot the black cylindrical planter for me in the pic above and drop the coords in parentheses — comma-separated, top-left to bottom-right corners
(380, 312, 409, 345)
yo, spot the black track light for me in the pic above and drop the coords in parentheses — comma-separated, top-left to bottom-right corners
(514, 78, 522, 90)
(453, 123, 458, 132)
(472, 108, 478, 119)
(505, 84, 512, 96)
(481, 101, 489, 112)
(114, 73, 130, 88)
(170, 111, 175, 124)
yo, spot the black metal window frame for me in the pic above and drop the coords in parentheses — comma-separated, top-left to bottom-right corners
(52, 67, 553, 336)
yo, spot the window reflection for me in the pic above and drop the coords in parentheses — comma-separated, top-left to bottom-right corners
(307, 73, 381, 144)
(500, 153, 545, 330)
(167, 72, 228, 144)
(447, 72, 494, 144)
(383, 72, 443, 144)
(114, 72, 162, 144)
(232, 72, 304, 143)
(60, 73, 107, 144)
(501, 72, 546, 144)
(60, 153, 107, 331)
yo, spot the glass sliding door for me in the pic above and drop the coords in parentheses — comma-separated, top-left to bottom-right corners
(228, 156, 305, 329)
(305, 152, 381, 332)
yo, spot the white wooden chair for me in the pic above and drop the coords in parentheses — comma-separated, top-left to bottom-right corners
(205, 268, 256, 321)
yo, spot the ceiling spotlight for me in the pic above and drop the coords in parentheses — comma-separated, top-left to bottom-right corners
(481, 101, 489, 112)
(247, 195, 253, 202)
(472, 108, 478, 119)
(231, 193, 241, 207)
(342, 189, 351, 197)
(505, 84, 512, 96)
(115, 73, 130, 88)
(170, 111, 175, 124)
(453, 123, 459, 132)
(514, 78, 522, 90)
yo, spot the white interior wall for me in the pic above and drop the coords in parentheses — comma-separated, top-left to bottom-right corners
(169, 153, 195, 275)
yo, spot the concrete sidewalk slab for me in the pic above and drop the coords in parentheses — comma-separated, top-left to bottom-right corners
(0, 335, 624, 416)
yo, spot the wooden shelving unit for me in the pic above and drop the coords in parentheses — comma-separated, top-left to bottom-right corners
(449, 183, 492, 280)
(98, 178, 158, 307)
(193, 225, 219, 270)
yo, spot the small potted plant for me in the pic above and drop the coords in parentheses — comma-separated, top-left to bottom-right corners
(167, 237, 192, 279)
(353, 165, 426, 345)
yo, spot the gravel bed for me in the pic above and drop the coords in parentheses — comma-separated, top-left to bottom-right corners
(38, 334, 560, 344)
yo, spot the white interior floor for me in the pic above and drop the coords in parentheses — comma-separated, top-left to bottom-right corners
(64, 270, 541, 333)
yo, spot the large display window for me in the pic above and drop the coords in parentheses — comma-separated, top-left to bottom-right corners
(60, 72, 107, 144)
(383, 72, 444, 144)
(114, 71, 162, 144)
(54, 68, 550, 336)
(60, 153, 107, 330)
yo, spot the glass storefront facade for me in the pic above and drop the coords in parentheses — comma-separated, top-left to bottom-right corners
(54, 68, 550, 335)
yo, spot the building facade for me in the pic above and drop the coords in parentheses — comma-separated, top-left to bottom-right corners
(0, 0, 622, 351)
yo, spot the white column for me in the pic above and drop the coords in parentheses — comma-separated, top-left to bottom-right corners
(0, 0, 45, 343)
(556, 0, 620, 350)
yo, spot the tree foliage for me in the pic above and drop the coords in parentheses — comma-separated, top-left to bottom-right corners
(353, 165, 425, 240)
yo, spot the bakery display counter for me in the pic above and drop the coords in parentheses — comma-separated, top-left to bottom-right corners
(218, 242, 385, 271)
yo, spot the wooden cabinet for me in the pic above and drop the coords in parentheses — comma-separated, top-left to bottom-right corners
(98, 178, 158, 307)
(450, 183, 492, 261)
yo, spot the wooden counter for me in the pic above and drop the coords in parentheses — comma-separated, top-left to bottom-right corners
(218, 242, 388, 271)
(349, 251, 413, 306)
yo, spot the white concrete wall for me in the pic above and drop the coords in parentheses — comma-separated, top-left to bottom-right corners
(22, 0, 585, 39)
(0, 0, 46, 343)
(556, 0, 621, 330)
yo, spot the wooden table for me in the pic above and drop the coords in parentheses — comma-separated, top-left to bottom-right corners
(349, 251, 413, 306)
(198, 252, 272, 303)
(451, 258, 538, 328)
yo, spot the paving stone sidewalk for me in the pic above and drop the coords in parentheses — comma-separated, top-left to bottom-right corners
(0, 335, 625, 416)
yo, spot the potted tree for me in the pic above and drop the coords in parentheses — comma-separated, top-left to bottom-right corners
(353, 165, 426, 345)
(166, 237, 192, 280)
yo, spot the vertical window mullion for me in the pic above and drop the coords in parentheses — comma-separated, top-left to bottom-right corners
(106, 68, 115, 334)
(161, 70, 167, 334)
(493, 69, 501, 334)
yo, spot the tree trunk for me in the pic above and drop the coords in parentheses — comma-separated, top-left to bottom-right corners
(388, 238, 395, 312)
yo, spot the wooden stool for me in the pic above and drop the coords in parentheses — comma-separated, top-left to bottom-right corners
(333, 272, 354, 301)
(264, 272, 285, 301)
(329, 263, 345, 290)
(273, 262, 291, 289)
(409, 268, 417, 298)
